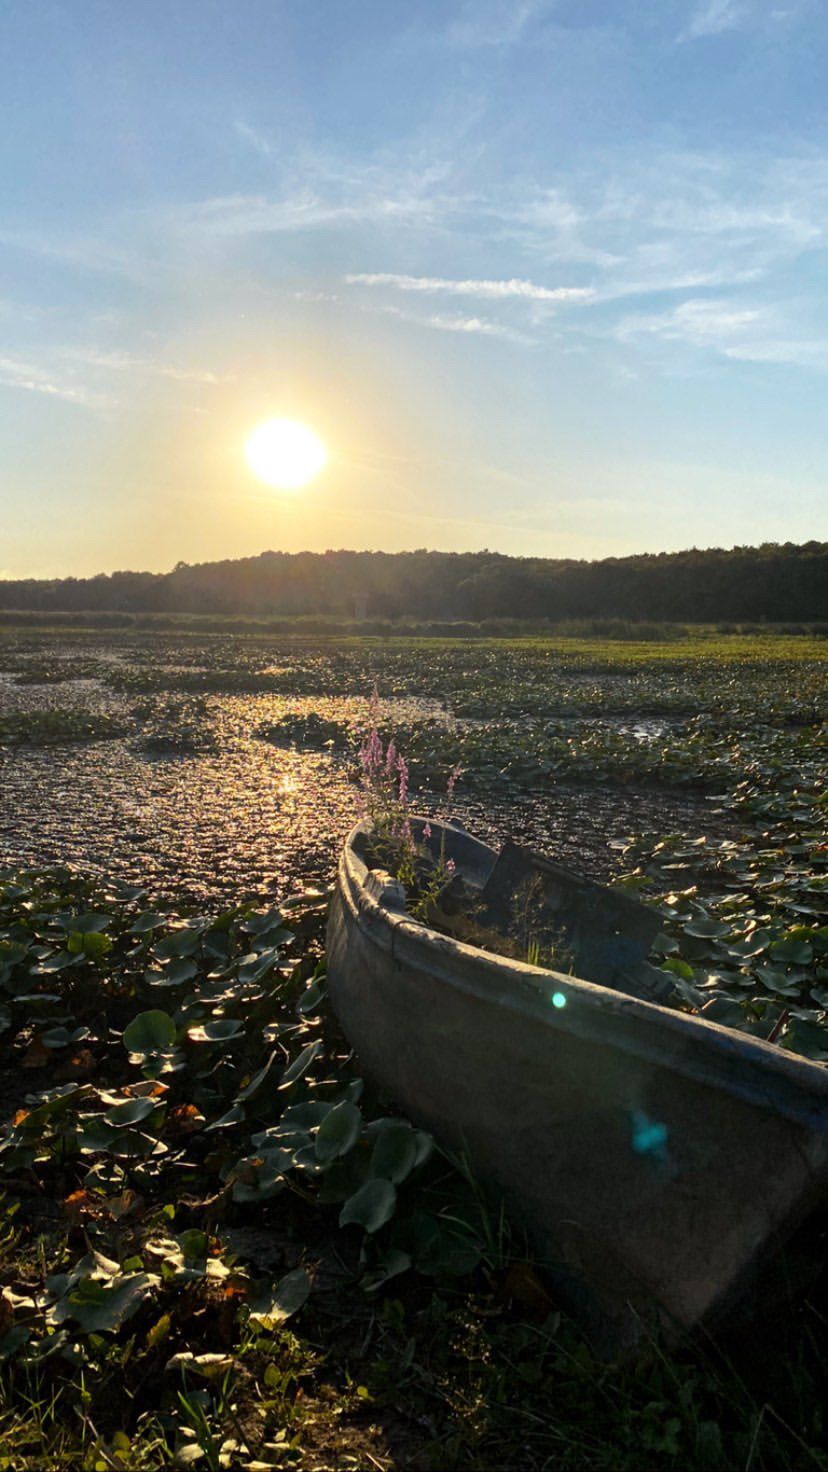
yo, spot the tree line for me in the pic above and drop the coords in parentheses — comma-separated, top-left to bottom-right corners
(1, 542, 825, 623)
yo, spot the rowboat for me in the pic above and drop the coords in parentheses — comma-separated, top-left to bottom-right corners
(326, 817, 828, 1348)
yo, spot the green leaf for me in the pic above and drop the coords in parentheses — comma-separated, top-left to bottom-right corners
(235, 1050, 278, 1103)
(50, 1272, 159, 1334)
(104, 1096, 159, 1128)
(314, 1101, 362, 1163)
(727, 929, 771, 960)
(700, 997, 746, 1026)
(660, 957, 694, 982)
(297, 979, 326, 1016)
(153, 929, 201, 961)
(683, 918, 731, 939)
(166, 1351, 235, 1378)
(40, 1026, 72, 1049)
(130, 911, 167, 935)
(123, 1010, 176, 1055)
(160, 958, 198, 987)
(186, 1018, 244, 1044)
(369, 1123, 418, 1184)
(248, 1268, 312, 1329)
(67, 930, 112, 960)
(754, 966, 802, 996)
(278, 1039, 323, 1089)
(783, 1019, 828, 1059)
(650, 933, 679, 957)
(62, 912, 112, 934)
(339, 1178, 396, 1234)
(36, 951, 77, 973)
(205, 1103, 245, 1131)
(229, 1147, 292, 1202)
(361, 1248, 412, 1294)
(770, 938, 813, 966)
(316, 1152, 371, 1204)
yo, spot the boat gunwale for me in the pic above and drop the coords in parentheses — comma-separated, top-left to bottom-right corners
(334, 818, 828, 1134)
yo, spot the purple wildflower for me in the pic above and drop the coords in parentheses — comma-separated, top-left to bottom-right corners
(446, 763, 462, 799)
(360, 727, 383, 778)
(396, 753, 409, 807)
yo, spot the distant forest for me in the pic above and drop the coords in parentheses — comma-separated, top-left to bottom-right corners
(1, 542, 826, 624)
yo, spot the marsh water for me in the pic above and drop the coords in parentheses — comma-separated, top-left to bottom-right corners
(0, 633, 733, 903)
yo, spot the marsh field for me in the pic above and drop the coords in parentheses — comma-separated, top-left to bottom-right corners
(0, 625, 826, 1470)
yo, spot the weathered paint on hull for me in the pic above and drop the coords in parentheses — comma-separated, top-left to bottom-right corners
(327, 819, 828, 1347)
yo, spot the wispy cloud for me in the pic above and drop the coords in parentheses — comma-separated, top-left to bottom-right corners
(0, 345, 231, 411)
(367, 301, 534, 344)
(615, 297, 764, 348)
(0, 157, 459, 285)
(0, 227, 146, 283)
(8, 127, 828, 383)
(447, 0, 556, 47)
(680, 0, 811, 40)
(612, 295, 828, 370)
(345, 272, 593, 304)
(234, 119, 273, 157)
(0, 355, 114, 409)
(507, 151, 828, 313)
(55, 347, 232, 385)
(164, 160, 456, 243)
(682, 0, 750, 39)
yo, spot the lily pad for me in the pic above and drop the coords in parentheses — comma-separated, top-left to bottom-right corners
(339, 1178, 396, 1234)
(123, 1010, 176, 1055)
(314, 1101, 362, 1163)
(248, 1267, 312, 1329)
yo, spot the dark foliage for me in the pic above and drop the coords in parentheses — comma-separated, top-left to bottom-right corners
(1, 541, 826, 622)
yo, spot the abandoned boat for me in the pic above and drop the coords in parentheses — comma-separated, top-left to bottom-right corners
(327, 816, 828, 1346)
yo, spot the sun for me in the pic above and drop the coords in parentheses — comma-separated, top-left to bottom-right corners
(245, 418, 327, 490)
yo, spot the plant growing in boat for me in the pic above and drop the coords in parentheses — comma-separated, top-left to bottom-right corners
(356, 692, 457, 914)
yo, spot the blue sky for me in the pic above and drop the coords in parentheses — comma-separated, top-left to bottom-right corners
(1, 0, 827, 575)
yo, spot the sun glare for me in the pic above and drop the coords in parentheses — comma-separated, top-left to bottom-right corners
(245, 418, 327, 491)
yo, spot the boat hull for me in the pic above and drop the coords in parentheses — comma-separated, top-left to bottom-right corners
(327, 819, 828, 1345)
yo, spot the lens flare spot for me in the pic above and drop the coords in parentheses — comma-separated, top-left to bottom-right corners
(552, 991, 567, 1009)
(631, 1111, 669, 1156)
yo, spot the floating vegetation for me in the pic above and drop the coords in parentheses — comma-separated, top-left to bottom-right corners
(129, 697, 221, 758)
(255, 711, 353, 751)
(615, 770, 828, 1053)
(0, 709, 127, 747)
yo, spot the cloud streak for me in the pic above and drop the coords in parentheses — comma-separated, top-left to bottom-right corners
(680, 0, 811, 40)
(367, 300, 534, 344)
(234, 119, 273, 157)
(447, 0, 556, 47)
(682, 0, 750, 39)
(613, 295, 828, 370)
(55, 348, 232, 385)
(345, 271, 593, 304)
(0, 344, 232, 412)
(0, 355, 113, 409)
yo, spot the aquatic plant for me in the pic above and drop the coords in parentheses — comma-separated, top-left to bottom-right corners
(356, 692, 462, 907)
